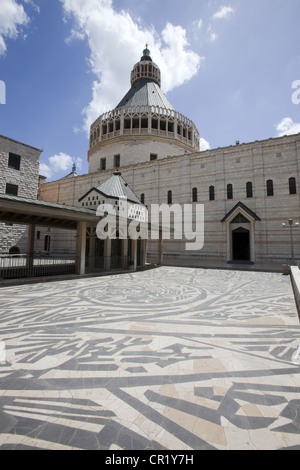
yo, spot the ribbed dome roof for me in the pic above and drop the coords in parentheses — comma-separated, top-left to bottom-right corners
(116, 79, 174, 110)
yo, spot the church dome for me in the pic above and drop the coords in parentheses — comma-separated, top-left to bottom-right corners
(88, 48, 200, 170)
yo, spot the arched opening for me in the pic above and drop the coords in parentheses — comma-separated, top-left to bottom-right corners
(9, 246, 20, 255)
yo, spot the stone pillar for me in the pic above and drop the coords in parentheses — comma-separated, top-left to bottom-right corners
(88, 234, 96, 271)
(158, 229, 163, 265)
(132, 239, 137, 271)
(26, 224, 35, 272)
(122, 238, 128, 269)
(76, 221, 87, 276)
(104, 238, 111, 272)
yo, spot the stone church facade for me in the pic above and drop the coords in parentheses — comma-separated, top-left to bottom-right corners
(1, 48, 300, 271)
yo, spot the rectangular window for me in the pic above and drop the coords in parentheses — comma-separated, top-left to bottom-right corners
(192, 187, 198, 202)
(267, 180, 274, 197)
(289, 177, 297, 195)
(246, 182, 253, 198)
(114, 154, 120, 168)
(227, 184, 233, 200)
(5, 183, 18, 196)
(150, 154, 157, 161)
(100, 158, 106, 171)
(8, 153, 21, 171)
(209, 186, 215, 201)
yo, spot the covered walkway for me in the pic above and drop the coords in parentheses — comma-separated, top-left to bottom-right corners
(0, 194, 159, 280)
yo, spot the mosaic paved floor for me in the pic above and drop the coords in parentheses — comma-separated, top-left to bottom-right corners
(0, 266, 299, 450)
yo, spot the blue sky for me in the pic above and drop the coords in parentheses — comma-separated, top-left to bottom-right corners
(0, 0, 299, 181)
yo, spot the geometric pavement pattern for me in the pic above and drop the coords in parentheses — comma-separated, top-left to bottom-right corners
(0, 266, 299, 450)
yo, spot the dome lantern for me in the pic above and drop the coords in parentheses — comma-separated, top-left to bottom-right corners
(130, 46, 161, 87)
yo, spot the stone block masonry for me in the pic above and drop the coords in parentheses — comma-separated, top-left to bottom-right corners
(0, 135, 43, 254)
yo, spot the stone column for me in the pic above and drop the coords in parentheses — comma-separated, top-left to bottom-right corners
(26, 224, 35, 272)
(158, 229, 163, 265)
(89, 234, 96, 271)
(76, 221, 87, 276)
(132, 239, 137, 271)
(122, 238, 128, 269)
(104, 238, 111, 272)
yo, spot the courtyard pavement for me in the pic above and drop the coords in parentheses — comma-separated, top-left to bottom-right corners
(0, 266, 299, 450)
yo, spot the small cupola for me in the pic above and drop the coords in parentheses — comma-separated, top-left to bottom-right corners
(130, 46, 161, 87)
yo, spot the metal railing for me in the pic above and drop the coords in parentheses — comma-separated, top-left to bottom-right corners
(0, 255, 76, 279)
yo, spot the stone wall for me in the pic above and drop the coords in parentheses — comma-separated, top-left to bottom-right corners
(0, 135, 42, 254)
(38, 133, 300, 268)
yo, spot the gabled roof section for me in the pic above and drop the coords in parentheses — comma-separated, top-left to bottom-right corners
(116, 79, 174, 110)
(221, 202, 261, 223)
(78, 187, 104, 203)
(79, 172, 142, 205)
(97, 172, 142, 204)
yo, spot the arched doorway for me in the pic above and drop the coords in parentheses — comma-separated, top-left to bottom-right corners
(9, 246, 20, 255)
(222, 202, 261, 264)
(232, 227, 250, 261)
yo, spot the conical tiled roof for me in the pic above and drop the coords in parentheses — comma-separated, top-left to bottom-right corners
(116, 79, 174, 109)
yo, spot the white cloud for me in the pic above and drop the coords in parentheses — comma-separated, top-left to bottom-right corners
(276, 117, 300, 136)
(39, 163, 52, 179)
(23, 0, 40, 14)
(207, 24, 218, 42)
(60, 0, 203, 133)
(40, 153, 83, 179)
(0, 0, 29, 55)
(213, 5, 235, 20)
(200, 138, 211, 151)
(193, 19, 203, 31)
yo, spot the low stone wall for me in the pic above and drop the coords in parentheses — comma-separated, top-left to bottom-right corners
(290, 266, 300, 321)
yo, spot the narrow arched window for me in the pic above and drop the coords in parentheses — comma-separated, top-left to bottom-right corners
(140, 193, 145, 204)
(167, 190, 172, 204)
(289, 177, 297, 195)
(227, 184, 233, 200)
(192, 187, 198, 202)
(209, 186, 215, 201)
(246, 182, 253, 198)
(267, 179, 274, 196)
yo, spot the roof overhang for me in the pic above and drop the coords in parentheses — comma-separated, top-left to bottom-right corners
(0, 194, 98, 230)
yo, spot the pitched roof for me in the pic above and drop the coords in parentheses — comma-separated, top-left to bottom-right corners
(221, 202, 261, 223)
(97, 172, 141, 204)
(116, 79, 174, 110)
(78, 172, 142, 205)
